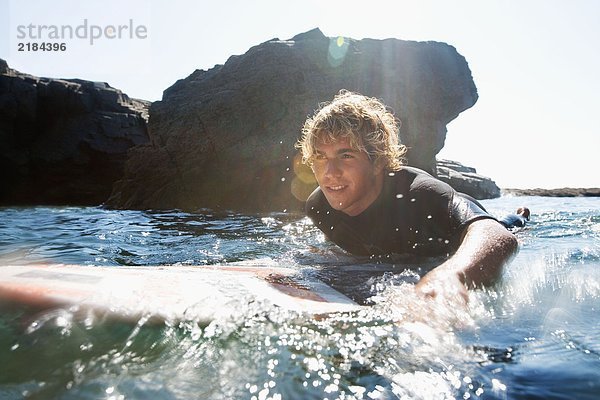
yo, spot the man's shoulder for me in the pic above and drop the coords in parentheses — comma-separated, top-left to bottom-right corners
(306, 186, 324, 204)
(388, 166, 453, 195)
(305, 187, 328, 215)
(395, 165, 433, 177)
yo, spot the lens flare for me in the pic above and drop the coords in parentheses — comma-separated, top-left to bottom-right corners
(291, 153, 317, 201)
(327, 36, 350, 68)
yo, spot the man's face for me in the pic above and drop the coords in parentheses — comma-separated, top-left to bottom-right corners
(311, 137, 384, 216)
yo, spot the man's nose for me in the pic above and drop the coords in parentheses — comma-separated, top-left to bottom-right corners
(324, 158, 342, 177)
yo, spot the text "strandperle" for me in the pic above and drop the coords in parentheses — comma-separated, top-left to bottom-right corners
(16, 19, 148, 45)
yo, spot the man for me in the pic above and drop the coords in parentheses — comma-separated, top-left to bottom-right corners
(499, 207, 530, 229)
(296, 90, 518, 303)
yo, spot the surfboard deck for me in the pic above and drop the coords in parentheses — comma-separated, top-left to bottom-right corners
(0, 263, 362, 324)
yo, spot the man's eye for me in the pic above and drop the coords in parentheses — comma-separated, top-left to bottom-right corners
(341, 153, 354, 159)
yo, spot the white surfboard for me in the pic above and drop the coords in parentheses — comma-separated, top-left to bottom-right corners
(0, 263, 362, 324)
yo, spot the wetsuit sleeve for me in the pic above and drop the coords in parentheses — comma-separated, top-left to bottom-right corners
(409, 171, 496, 239)
(450, 192, 497, 233)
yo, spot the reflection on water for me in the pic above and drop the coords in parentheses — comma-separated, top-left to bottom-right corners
(0, 196, 599, 399)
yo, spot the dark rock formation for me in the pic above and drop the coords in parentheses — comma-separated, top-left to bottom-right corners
(107, 28, 479, 212)
(0, 59, 149, 206)
(502, 188, 600, 197)
(436, 159, 500, 199)
(0, 59, 8, 75)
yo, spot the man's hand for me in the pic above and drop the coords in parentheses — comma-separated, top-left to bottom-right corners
(415, 267, 468, 307)
(415, 218, 518, 306)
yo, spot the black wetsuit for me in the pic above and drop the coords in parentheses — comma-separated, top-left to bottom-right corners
(498, 214, 528, 228)
(306, 167, 496, 257)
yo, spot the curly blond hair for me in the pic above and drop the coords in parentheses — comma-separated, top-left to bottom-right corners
(296, 90, 406, 171)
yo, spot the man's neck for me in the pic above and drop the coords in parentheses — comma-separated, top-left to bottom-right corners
(343, 172, 385, 217)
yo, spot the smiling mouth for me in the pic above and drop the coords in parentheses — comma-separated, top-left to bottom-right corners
(326, 185, 346, 191)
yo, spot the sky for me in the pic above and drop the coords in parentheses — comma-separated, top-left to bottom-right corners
(1, 0, 598, 189)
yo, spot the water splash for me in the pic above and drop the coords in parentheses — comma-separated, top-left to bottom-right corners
(1, 197, 599, 398)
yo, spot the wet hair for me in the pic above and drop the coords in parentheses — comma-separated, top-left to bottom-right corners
(296, 90, 406, 171)
(517, 207, 531, 220)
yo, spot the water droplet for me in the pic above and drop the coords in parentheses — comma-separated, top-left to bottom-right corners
(79, 342, 93, 351)
(281, 177, 286, 182)
(396, 194, 404, 199)
(491, 379, 506, 391)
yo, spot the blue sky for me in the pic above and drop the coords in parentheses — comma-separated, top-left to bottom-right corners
(1, 0, 598, 189)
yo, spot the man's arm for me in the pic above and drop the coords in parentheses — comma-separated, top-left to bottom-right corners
(415, 218, 518, 303)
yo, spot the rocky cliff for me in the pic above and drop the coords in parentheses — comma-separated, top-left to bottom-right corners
(107, 28, 484, 212)
(502, 188, 600, 197)
(436, 159, 500, 199)
(0, 59, 149, 205)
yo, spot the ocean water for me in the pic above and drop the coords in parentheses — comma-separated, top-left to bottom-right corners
(0, 196, 598, 399)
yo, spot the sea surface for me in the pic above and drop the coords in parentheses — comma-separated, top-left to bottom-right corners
(0, 196, 598, 399)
